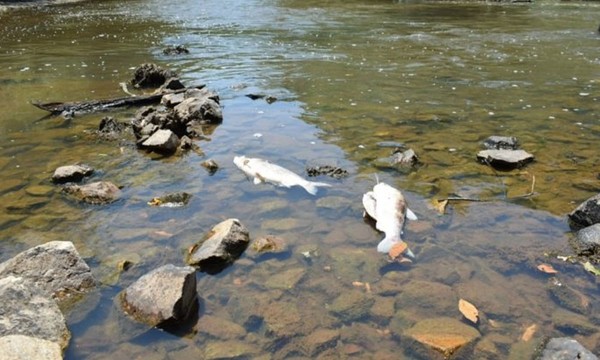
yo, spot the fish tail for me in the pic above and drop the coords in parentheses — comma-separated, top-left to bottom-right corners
(302, 181, 332, 196)
(377, 235, 416, 259)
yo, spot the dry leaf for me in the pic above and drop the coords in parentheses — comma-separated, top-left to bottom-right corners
(432, 199, 448, 214)
(352, 281, 364, 287)
(521, 324, 537, 342)
(365, 282, 372, 293)
(389, 242, 408, 260)
(537, 263, 558, 274)
(458, 299, 479, 324)
(152, 230, 173, 237)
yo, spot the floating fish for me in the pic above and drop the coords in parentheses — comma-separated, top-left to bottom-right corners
(362, 182, 417, 257)
(233, 156, 331, 195)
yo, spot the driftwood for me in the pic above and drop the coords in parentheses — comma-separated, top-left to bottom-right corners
(32, 85, 205, 116)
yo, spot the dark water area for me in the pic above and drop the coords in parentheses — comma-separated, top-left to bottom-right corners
(1, 0, 600, 358)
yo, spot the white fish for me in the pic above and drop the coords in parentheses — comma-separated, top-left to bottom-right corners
(362, 182, 417, 257)
(233, 156, 331, 195)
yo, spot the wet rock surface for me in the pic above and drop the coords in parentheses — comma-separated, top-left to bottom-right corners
(0, 240, 96, 301)
(0, 335, 62, 360)
(163, 45, 189, 55)
(477, 149, 534, 170)
(187, 219, 250, 274)
(147, 192, 191, 207)
(120, 264, 198, 327)
(130, 63, 177, 88)
(306, 165, 349, 179)
(482, 135, 519, 150)
(62, 180, 121, 204)
(539, 337, 598, 360)
(391, 147, 420, 167)
(568, 193, 600, 230)
(51, 164, 94, 184)
(404, 317, 480, 359)
(141, 129, 180, 154)
(573, 223, 600, 257)
(0, 276, 70, 349)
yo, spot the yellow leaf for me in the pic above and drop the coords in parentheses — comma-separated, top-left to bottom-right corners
(432, 199, 448, 214)
(458, 299, 479, 324)
(537, 263, 558, 274)
(521, 324, 537, 342)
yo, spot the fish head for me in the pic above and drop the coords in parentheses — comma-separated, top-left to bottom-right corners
(233, 155, 247, 169)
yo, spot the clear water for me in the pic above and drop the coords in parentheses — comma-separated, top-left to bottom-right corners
(0, 0, 599, 358)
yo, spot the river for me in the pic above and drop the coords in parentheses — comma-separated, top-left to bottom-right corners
(0, 0, 599, 358)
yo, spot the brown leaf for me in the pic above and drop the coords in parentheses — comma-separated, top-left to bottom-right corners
(537, 263, 558, 274)
(458, 298, 479, 324)
(388, 242, 408, 260)
(352, 281, 364, 287)
(521, 324, 537, 342)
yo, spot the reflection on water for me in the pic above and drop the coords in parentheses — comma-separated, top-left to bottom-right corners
(1, 0, 599, 358)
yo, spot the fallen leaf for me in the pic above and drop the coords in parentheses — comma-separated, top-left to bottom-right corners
(537, 263, 558, 274)
(152, 230, 173, 237)
(432, 199, 448, 214)
(521, 324, 537, 342)
(352, 281, 364, 287)
(458, 298, 479, 324)
(583, 261, 600, 276)
(365, 282, 372, 293)
(389, 242, 408, 260)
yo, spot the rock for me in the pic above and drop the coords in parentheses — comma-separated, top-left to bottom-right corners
(161, 91, 186, 107)
(568, 193, 600, 230)
(547, 277, 589, 315)
(482, 136, 519, 150)
(187, 219, 250, 274)
(62, 181, 121, 204)
(328, 290, 375, 322)
(147, 192, 191, 207)
(157, 77, 186, 92)
(120, 264, 197, 327)
(51, 164, 94, 184)
(551, 309, 599, 335)
(174, 88, 223, 124)
(572, 223, 600, 256)
(390, 148, 420, 167)
(162, 45, 189, 55)
(204, 340, 260, 360)
(301, 329, 340, 357)
(476, 149, 534, 170)
(264, 267, 305, 290)
(141, 129, 180, 154)
(201, 159, 219, 175)
(251, 235, 288, 255)
(130, 63, 177, 88)
(0, 241, 96, 301)
(0, 335, 62, 360)
(245, 94, 277, 103)
(306, 165, 349, 179)
(404, 317, 480, 358)
(0, 276, 70, 349)
(539, 337, 598, 360)
(194, 315, 246, 339)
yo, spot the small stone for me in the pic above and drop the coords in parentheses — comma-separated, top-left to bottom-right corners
(141, 129, 180, 154)
(201, 159, 219, 175)
(482, 136, 519, 150)
(476, 149, 534, 170)
(539, 337, 597, 360)
(390, 148, 419, 167)
(147, 192, 191, 207)
(62, 181, 121, 205)
(162, 45, 189, 55)
(404, 317, 480, 358)
(302, 329, 340, 356)
(328, 291, 375, 322)
(251, 235, 287, 254)
(51, 164, 94, 184)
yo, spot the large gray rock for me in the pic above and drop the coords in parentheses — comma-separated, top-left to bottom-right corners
(573, 223, 600, 256)
(174, 88, 223, 124)
(0, 241, 96, 301)
(187, 218, 250, 274)
(62, 180, 121, 204)
(51, 164, 94, 184)
(569, 193, 600, 230)
(0, 276, 70, 349)
(141, 129, 180, 154)
(539, 337, 597, 360)
(0, 335, 62, 360)
(120, 264, 197, 327)
(477, 149, 534, 170)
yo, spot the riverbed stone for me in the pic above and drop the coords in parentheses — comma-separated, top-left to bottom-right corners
(130, 63, 177, 88)
(0, 240, 96, 301)
(120, 264, 197, 327)
(62, 180, 121, 204)
(264, 267, 306, 290)
(482, 135, 519, 150)
(194, 315, 246, 339)
(51, 164, 94, 184)
(391, 148, 420, 167)
(546, 277, 589, 315)
(539, 337, 598, 360)
(569, 193, 600, 230)
(204, 340, 260, 360)
(0, 334, 62, 360)
(573, 223, 600, 256)
(404, 317, 480, 359)
(174, 88, 223, 125)
(0, 276, 70, 349)
(328, 290, 375, 322)
(551, 309, 599, 336)
(477, 149, 534, 170)
(141, 129, 180, 154)
(301, 328, 340, 357)
(187, 218, 250, 274)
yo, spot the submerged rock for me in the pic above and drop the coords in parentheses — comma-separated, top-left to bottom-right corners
(404, 317, 480, 359)
(572, 223, 600, 256)
(482, 136, 519, 150)
(163, 45, 190, 55)
(201, 159, 219, 175)
(148, 192, 191, 207)
(546, 277, 589, 315)
(51, 164, 94, 184)
(62, 181, 121, 204)
(120, 264, 197, 327)
(390, 148, 420, 167)
(568, 193, 600, 230)
(251, 235, 288, 255)
(328, 290, 375, 322)
(0, 276, 70, 349)
(0, 335, 62, 360)
(0, 240, 96, 301)
(477, 149, 534, 170)
(130, 63, 177, 88)
(306, 165, 349, 179)
(187, 219, 250, 274)
(301, 328, 340, 357)
(539, 337, 597, 360)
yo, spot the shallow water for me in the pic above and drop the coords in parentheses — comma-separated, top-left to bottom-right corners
(1, 0, 599, 358)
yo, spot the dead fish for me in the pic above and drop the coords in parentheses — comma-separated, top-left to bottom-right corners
(233, 155, 331, 195)
(362, 182, 417, 257)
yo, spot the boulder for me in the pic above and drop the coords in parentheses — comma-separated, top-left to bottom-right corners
(62, 181, 121, 204)
(0, 276, 70, 349)
(0, 240, 96, 301)
(569, 193, 600, 230)
(120, 264, 197, 327)
(482, 136, 519, 150)
(173, 89, 223, 125)
(0, 335, 62, 360)
(51, 164, 94, 184)
(539, 337, 597, 360)
(130, 63, 177, 88)
(162, 45, 189, 56)
(404, 317, 480, 359)
(141, 129, 180, 154)
(573, 223, 600, 256)
(477, 149, 534, 170)
(187, 219, 250, 274)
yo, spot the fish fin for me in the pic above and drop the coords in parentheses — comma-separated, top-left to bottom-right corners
(404, 247, 416, 259)
(253, 174, 266, 185)
(406, 208, 418, 221)
(362, 192, 377, 220)
(302, 181, 332, 196)
(377, 235, 397, 253)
